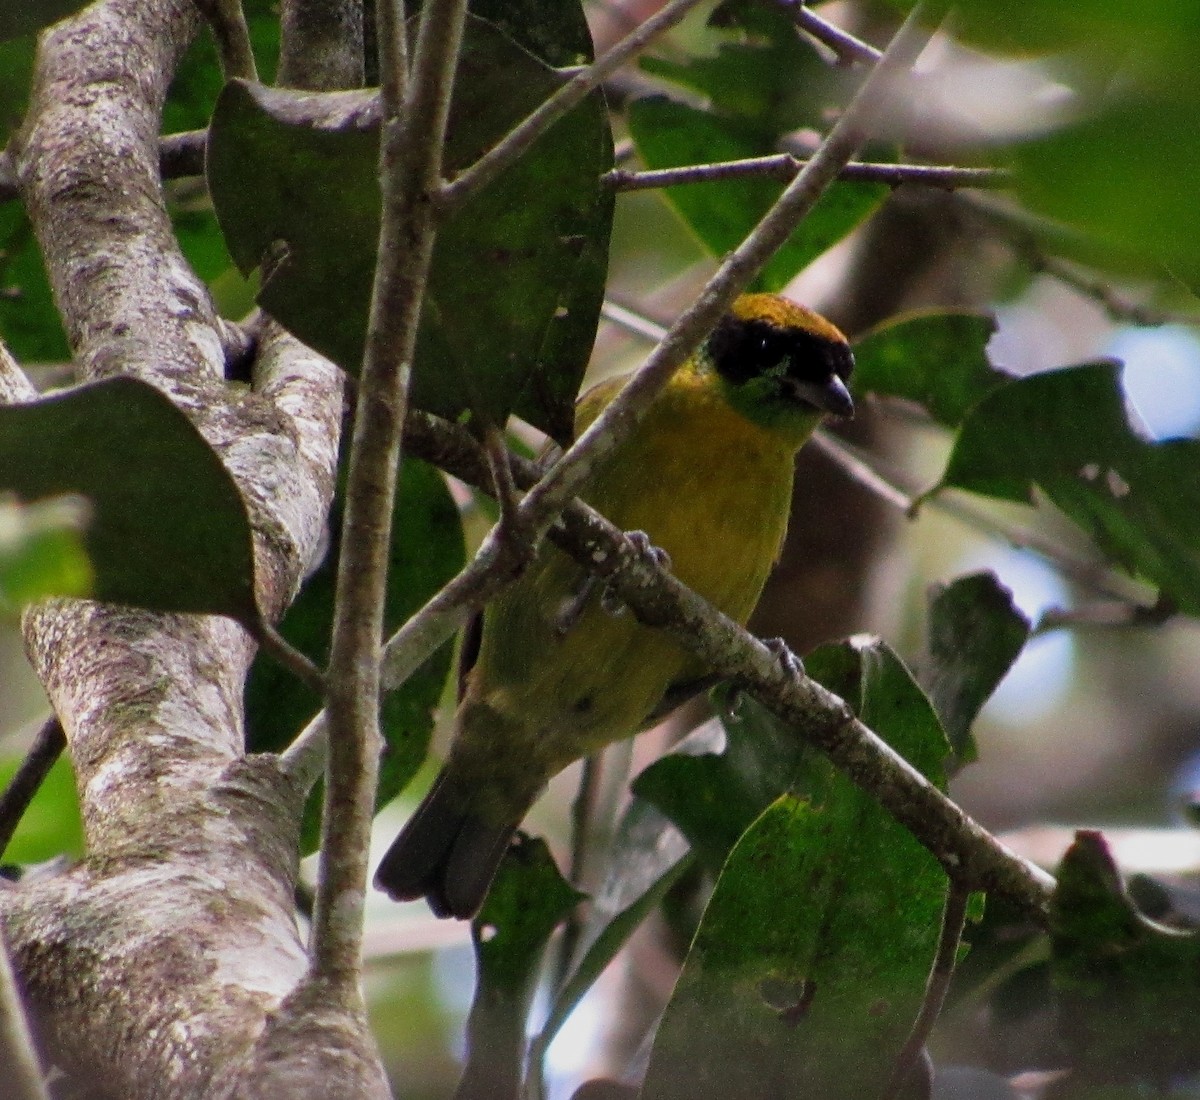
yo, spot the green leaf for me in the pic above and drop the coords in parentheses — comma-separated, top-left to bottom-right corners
(458, 835, 581, 1100)
(0, 204, 70, 363)
(852, 311, 1011, 428)
(641, 1, 839, 138)
(939, 362, 1200, 615)
(0, 495, 92, 614)
(1051, 830, 1200, 1084)
(207, 15, 613, 443)
(535, 798, 693, 1056)
(245, 458, 464, 849)
(640, 638, 950, 1100)
(1015, 97, 1200, 288)
(627, 97, 887, 293)
(0, 749, 82, 862)
(919, 571, 1031, 762)
(0, 0, 90, 42)
(0, 377, 258, 623)
(633, 700, 822, 872)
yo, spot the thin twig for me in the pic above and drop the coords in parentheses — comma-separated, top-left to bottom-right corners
(782, 0, 883, 65)
(254, 622, 327, 696)
(605, 157, 1010, 193)
(521, 3, 937, 542)
(0, 717, 65, 861)
(0, 925, 49, 1100)
(882, 883, 970, 1100)
(808, 428, 1153, 606)
(309, 0, 466, 992)
(195, 0, 258, 82)
(1034, 594, 1175, 635)
(438, 0, 710, 209)
(1032, 252, 1199, 328)
(294, 408, 1057, 923)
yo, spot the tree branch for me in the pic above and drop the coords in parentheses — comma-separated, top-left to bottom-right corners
(308, 0, 465, 1002)
(0, 1, 351, 1095)
(605, 157, 1011, 192)
(0, 717, 65, 861)
(278, 0, 364, 90)
(0, 925, 48, 1100)
(782, 0, 883, 65)
(438, 0, 710, 210)
(355, 409, 1057, 924)
(195, 0, 258, 82)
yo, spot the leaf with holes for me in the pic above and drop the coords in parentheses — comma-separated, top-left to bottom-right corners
(640, 638, 950, 1100)
(938, 362, 1200, 615)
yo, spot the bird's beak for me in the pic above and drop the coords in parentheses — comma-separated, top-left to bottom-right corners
(789, 375, 855, 419)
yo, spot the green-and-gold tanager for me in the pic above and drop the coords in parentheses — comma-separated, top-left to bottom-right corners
(374, 293, 854, 918)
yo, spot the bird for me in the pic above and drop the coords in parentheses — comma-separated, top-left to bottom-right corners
(374, 293, 855, 919)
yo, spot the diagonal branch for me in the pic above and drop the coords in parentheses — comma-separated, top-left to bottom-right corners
(438, 0, 709, 209)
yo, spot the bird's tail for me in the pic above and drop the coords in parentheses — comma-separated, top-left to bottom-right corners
(373, 768, 516, 920)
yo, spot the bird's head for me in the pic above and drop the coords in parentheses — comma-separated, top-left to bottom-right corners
(703, 293, 855, 437)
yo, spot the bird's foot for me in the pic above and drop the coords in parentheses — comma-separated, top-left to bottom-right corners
(764, 637, 805, 681)
(601, 530, 671, 617)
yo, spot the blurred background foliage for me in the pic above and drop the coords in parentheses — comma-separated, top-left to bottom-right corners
(4, 0, 1200, 1097)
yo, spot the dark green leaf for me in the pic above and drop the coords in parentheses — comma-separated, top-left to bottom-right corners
(0, 0, 90, 42)
(627, 98, 886, 293)
(1051, 830, 1200, 1084)
(0, 377, 258, 622)
(939, 362, 1200, 615)
(641, 1, 838, 138)
(0, 495, 92, 614)
(457, 835, 581, 1100)
(462, 0, 595, 67)
(852, 311, 1011, 428)
(0, 38, 35, 145)
(207, 15, 613, 443)
(920, 571, 1030, 762)
(640, 638, 950, 1100)
(0, 204, 70, 363)
(246, 458, 464, 849)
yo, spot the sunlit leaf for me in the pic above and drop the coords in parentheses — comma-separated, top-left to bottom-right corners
(627, 97, 887, 293)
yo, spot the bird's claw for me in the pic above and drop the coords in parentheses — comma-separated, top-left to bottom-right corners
(555, 574, 600, 635)
(601, 530, 671, 617)
(765, 637, 804, 680)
